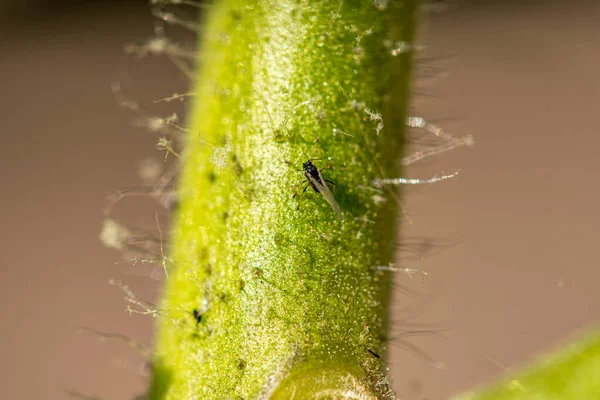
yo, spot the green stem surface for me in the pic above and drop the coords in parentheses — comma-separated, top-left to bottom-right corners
(150, 1, 416, 398)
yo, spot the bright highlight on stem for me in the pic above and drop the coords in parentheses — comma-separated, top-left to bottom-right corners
(149, 1, 417, 398)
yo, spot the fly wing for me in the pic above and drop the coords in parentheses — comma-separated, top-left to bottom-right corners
(307, 170, 343, 221)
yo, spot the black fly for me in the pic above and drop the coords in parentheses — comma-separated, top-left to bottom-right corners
(192, 309, 202, 324)
(297, 160, 343, 220)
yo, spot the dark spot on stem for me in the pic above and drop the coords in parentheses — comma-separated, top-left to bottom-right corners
(252, 267, 263, 279)
(273, 128, 295, 143)
(207, 170, 217, 183)
(231, 9, 242, 21)
(232, 154, 244, 175)
(218, 292, 229, 303)
(192, 309, 202, 324)
(198, 248, 208, 262)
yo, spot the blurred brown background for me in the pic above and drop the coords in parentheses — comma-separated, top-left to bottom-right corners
(1, 1, 599, 399)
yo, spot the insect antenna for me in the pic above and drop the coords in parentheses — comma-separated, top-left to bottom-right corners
(280, 99, 313, 135)
(252, 88, 314, 139)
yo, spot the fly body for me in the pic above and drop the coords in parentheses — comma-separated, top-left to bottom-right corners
(300, 160, 343, 221)
(302, 161, 323, 192)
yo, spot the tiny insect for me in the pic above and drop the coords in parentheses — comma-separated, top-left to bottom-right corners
(298, 160, 343, 220)
(192, 308, 202, 324)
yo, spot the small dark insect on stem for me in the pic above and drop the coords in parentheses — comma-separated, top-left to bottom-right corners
(302, 160, 335, 193)
(295, 159, 343, 220)
(192, 309, 202, 324)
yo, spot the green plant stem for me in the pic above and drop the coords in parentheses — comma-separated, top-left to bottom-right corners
(149, 1, 416, 398)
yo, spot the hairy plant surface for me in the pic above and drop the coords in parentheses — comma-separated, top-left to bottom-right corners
(149, 0, 417, 399)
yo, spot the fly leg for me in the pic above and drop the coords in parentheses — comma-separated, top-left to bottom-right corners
(294, 183, 310, 210)
(324, 179, 337, 192)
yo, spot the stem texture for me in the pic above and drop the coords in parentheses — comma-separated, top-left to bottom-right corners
(150, 1, 417, 398)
